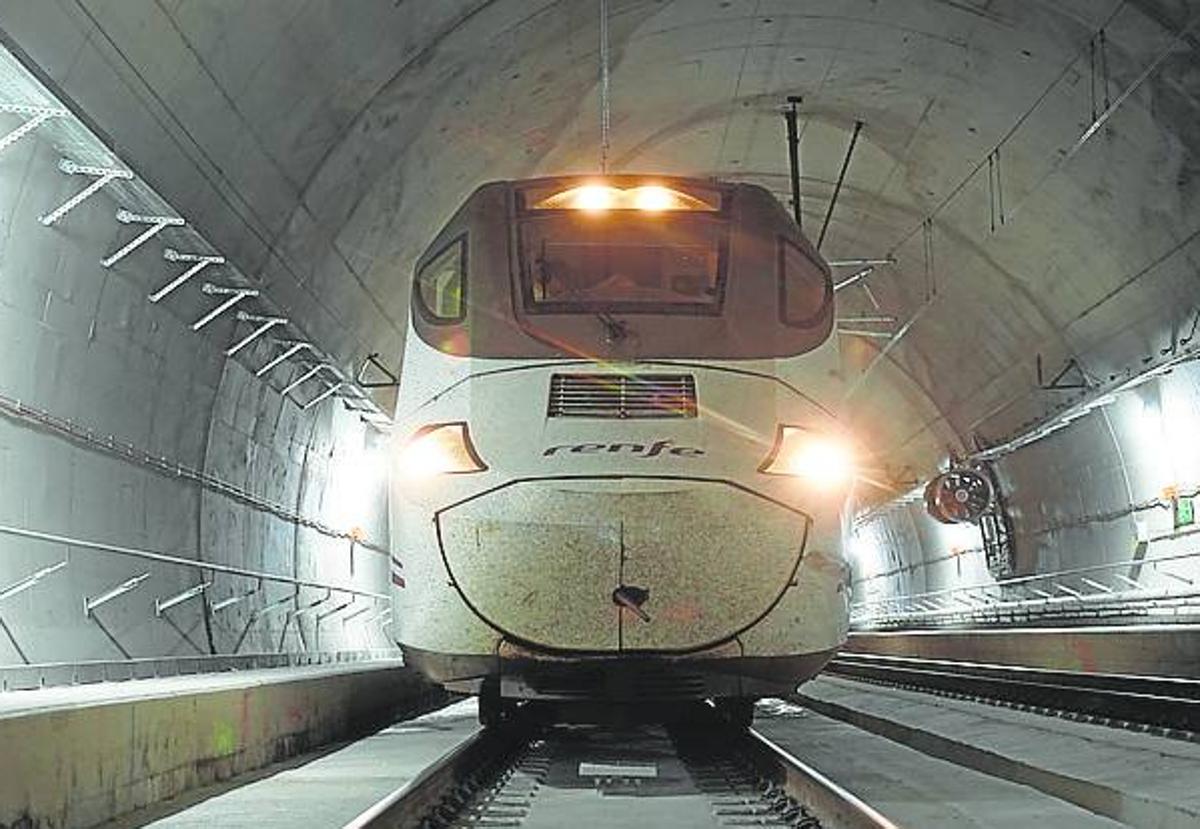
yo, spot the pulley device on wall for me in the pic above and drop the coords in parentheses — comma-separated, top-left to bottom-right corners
(924, 467, 994, 524)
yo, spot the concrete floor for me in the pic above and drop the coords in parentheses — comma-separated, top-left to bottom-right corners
(763, 675, 1200, 828)
(91, 677, 1200, 828)
(128, 698, 479, 828)
(755, 697, 1123, 828)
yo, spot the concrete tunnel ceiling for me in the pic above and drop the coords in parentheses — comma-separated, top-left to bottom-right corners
(3, 0, 1199, 496)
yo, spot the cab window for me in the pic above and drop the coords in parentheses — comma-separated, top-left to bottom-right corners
(519, 217, 727, 315)
(415, 238, 466, 323)
(779, 237, 830, 327)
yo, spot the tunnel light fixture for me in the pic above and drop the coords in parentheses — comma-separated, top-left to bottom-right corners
(759, 425, 855, 489)
(528, 182, 720, 212)
(397, 422, 488, 479)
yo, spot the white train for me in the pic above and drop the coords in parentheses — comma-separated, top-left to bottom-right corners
(389, 176, 853, 725)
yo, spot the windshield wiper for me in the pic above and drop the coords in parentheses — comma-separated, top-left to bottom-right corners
(596, 311, 629, 344)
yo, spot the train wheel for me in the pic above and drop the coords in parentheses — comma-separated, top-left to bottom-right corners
(478, 683, 503, 727)
(715, 697, 755, 729)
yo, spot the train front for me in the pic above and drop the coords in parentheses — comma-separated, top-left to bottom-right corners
(389, 176, 853, 714)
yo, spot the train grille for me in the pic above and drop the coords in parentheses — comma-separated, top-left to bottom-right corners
(548, 373, 698, 419)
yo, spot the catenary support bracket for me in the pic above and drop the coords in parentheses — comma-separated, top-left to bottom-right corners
(192, 283, 259, 331)
(40, 159, 134, 226)
(151, 248, 226, 303)
(102, 210, 185, 268)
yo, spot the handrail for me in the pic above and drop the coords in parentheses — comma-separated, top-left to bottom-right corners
(0, 523, 388, 601)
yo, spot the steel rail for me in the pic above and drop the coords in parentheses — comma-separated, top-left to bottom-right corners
(341, 725, 529, 829)
(745, 727, 902, 829)
(827, 652, 1200, 736)
(346, 708, 900, 829)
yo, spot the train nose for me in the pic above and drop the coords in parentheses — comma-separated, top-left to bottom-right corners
(436, 479, 810, 652)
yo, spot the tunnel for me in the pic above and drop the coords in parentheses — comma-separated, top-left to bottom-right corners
(0, 2, 1198, 827)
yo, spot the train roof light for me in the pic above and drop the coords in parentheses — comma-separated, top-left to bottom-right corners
(397, 422, 487, 479)
(759, 425, 854, 489)
(529, 182, 719, 212)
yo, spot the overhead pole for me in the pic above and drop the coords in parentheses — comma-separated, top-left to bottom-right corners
(784, 96, 802, 229)
(818, 119, 864, 251)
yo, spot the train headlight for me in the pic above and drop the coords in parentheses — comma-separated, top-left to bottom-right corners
(759, 426, 854, 489)
(398, 422, 487, 478)
(528, 183, 720, 212)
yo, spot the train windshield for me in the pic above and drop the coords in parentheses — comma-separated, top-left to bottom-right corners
(518, 183, 727, 316)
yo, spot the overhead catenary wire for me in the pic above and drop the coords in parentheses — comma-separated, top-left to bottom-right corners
(883, 1, 1129, 257)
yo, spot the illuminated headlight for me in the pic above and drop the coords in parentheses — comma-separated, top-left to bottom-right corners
(759, 426, 854, 488)
(529, 182, 720, 212)
(398, 422, 487, 479)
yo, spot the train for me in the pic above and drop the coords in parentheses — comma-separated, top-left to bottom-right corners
(388, 175, 854, 725)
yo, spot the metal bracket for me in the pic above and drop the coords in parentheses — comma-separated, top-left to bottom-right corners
(300, 381, 345, 411)
(836, 314, 897, 339)
(150, 248, 225, 303)
(341, 604, 373, 624)
(355, 352, 400, 388)
(818, 119, 864, 250)
(210, 581, 262, 613)
(0, 560, 67, 603)
(155, 581, 211, 616)
(226, 312, 288, 356)
(292, 589, 333, 618)
(316, 599, 354, 623)
(1037, 354, 1091, 390)
(256, 592, 298, 618)
(281, 363, 337, 397)
(827, 257, 896, 267)
(40, 159, 134, 226)
(838, 315, 897, 325)
(192, 283, 259, 331)
(833, 265, 874, 293)
(84, 572, 151, 617)
(102, 210, 185, 268)
(0, 104, 69, 154)
(782, 95, 803, 229)
(256, 341, 313, 378)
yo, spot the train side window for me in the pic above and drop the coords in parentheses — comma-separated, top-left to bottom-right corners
(415, 237, 466, 324)
(778, 237, 830, 328)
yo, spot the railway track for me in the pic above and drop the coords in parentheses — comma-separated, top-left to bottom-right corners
(825, 651, 1200, 738)
(343, 706, 898, 829)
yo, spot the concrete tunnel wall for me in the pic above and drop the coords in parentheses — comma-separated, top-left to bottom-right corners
(0, 95, 392, 667)
(1, 1, 1200, 650)
(850, 359, 1200, 610)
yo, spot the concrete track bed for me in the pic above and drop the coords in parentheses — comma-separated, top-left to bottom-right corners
(0, 660, 444, 829)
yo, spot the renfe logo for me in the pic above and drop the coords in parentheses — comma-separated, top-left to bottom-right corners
(543, 439, 705, 458)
